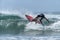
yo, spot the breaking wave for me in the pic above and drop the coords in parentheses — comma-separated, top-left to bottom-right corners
(0, 10, 60, 35)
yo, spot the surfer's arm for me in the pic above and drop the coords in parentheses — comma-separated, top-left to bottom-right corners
(44, 17, 49, 23)
(40, 19, 44, 25)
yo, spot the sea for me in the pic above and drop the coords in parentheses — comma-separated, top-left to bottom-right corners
(0, 11, 60, 40)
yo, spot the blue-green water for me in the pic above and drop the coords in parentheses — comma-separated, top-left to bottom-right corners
(0, 13, 60, 40)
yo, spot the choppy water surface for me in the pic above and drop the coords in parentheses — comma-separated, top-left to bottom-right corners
(0, 12, 60, 40)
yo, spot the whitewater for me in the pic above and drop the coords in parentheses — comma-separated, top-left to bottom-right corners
(0, 10, 60, 40)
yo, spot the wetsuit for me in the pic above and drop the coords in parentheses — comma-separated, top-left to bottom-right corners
(35, 14, 49, 24)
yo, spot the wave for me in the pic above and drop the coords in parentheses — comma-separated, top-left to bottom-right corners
(0, 10, 60, 35)
(25, 14, 60, 32)
(0, 19, 27, 34)
(0, 13, 27, 34)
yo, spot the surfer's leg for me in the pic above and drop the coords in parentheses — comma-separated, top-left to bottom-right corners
(40, 18, 44, 25)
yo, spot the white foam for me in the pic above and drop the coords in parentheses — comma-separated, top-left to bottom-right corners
(0, 10, 35, 19)
(1, 10, 60, 31)
(50, 21, 60, 29)
(25, 21, 60, 31)
(45, 14, 60, 19)
(25, 22, 44, 31)
(0, 36, 60, 40)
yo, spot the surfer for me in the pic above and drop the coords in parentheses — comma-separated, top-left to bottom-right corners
(32, 13, 49, 25)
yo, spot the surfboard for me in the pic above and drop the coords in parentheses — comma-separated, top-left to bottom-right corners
(25, 15, 33, 22)
(25, 15, 40, 24)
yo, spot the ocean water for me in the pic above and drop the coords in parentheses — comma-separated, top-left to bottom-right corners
(0, 11, 60, 40)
